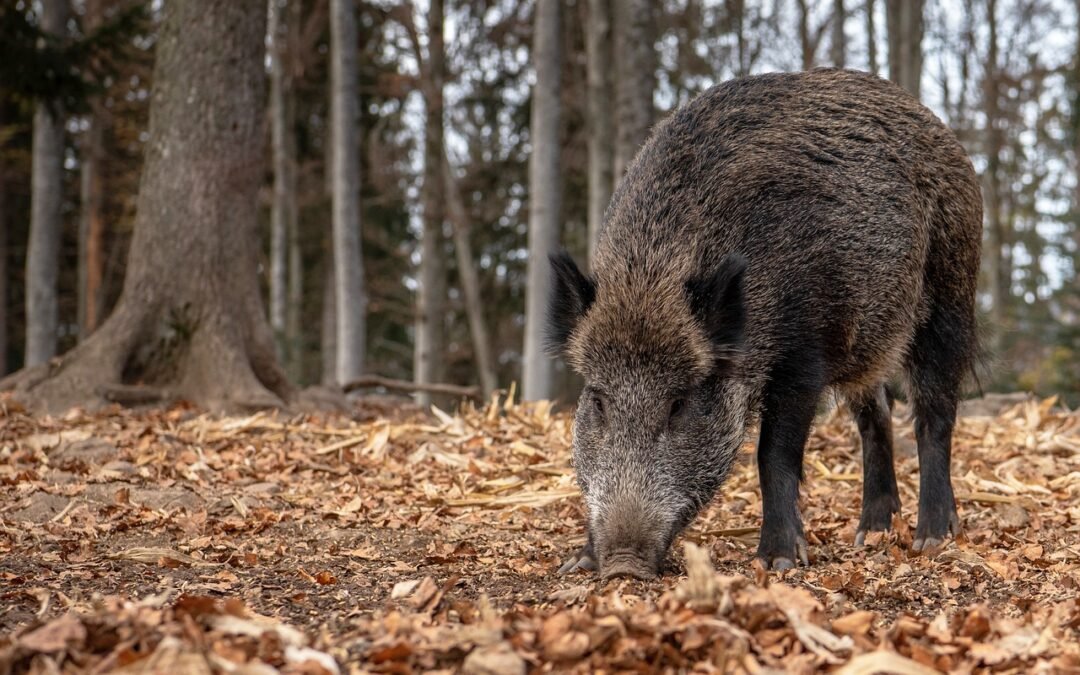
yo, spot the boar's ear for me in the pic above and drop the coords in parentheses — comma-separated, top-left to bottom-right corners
(685, 254, 747, 363)
(546, 250, 596, 354)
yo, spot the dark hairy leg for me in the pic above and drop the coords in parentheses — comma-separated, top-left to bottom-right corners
(755, 387, 821, 570)
(906, 308, 969, 551)
(852, 384, 901, 545)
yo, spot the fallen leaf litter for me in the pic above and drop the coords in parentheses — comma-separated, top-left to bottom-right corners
(1, 391, 1079, 672)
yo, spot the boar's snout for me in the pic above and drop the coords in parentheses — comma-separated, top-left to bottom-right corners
(601, 552, 660, 580)
(591, 494, 684, 580)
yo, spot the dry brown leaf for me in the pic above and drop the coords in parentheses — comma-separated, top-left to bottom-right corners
(833, 650, 941, 675)
(16, 613, 86, 652)
(832, 610, 877, 637)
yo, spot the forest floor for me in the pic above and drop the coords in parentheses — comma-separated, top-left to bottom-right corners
(1, 391, 1079, 674)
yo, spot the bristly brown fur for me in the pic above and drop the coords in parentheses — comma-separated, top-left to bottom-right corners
(550, 68, 983, 577)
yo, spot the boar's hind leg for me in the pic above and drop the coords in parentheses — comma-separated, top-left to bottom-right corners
(852, 385, 901, 546)
(755, 388, 820, 570)
(906, 308, 968, 552)
(851, 384, 902, 542)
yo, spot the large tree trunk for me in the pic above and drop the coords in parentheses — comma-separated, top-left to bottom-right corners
(4, 0, 292, 413)
(831, 0, 846, 67)
(613, 0, 655, 182)
(585, 0, 614, 263)
(78, 0, 107, 340)
(414, 0, 447, 408)
(886, 0, 923, 99)
(268, 0, 291, 360)
(329, 0, 366, 384)
(26, 0, 69, 367)
(522, 0, 562, 401)
(443, 153, 497, 398)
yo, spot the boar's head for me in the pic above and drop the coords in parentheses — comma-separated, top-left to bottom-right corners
(547, 251, 751, 580)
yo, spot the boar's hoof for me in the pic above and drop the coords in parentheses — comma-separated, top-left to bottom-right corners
(557, 543, 597, 575)
(912, 510, 961, 554)
(756, 535, 809, 571)
(855, 495, 901, 546)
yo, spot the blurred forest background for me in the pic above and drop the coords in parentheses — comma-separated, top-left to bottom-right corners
(2, 0, 1080, 410)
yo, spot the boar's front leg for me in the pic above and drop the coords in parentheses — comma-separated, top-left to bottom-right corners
(755, 386, 821, 570)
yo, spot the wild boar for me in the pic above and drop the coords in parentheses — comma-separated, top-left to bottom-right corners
(548, 68, 982, 579)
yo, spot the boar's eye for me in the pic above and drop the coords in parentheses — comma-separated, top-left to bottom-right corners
(669, 398, 686, 423)
(591, 395, 605, 417)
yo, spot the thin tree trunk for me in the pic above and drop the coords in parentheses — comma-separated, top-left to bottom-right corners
(321, 256, 337, 386)
(866, 0, 878, 74)
(5, 0, 292, 413)
(522, 0, 562, 401)
(796, 0, 814, 70)
(443, 152, 497, 398)
(1073, 0, 1080, 292)
(329, 0, 366, 384)
(983, 0, 1006, 354)
(886, 0, 923, 99)
(284, 0, 303, 381)
(585, 0, 614, 263)
(415, 0, 447, 408)
(286, 193, 302, 379)
(613, 0, 655, 182)
(79, 0, 107, 340)
(0, 147, 7, 376)
(26, 0, 69, 367)
(732, 0, 749, 77)
(831, 0, 846, 67)
(78, 101, 106, 338)
(268, 0, 289, 359)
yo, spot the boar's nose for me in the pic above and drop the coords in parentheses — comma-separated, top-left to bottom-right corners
(601, 552, 660, 581)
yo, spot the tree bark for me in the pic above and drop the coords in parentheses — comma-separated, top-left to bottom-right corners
(983, 0, 1006, 354)
(26, 0, 69, 367)
(443, 152, 497, 398)
(585, 0, 614, 263)
(886, 0, 923, 99)
(321, 256, 337, 386)
(78, 101, 107, 339)
(329, 0, 366, 384)
(284, 0, 303, 382)
(866, 0, 878, 75)
(613, 0, 655, 182)
(522, 0, 562, 401)
(0, 143, 7, 377)
(4, 0, 293, 413)
(732, 0, 749, 77)
(831, 0, 846, 67)
(414, 0, 447, 408)
(268, 0, 291, 360)
(78, 0, 107, 340)
(1073, 0, 1080, 298)
(796, 0, 814, 70)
